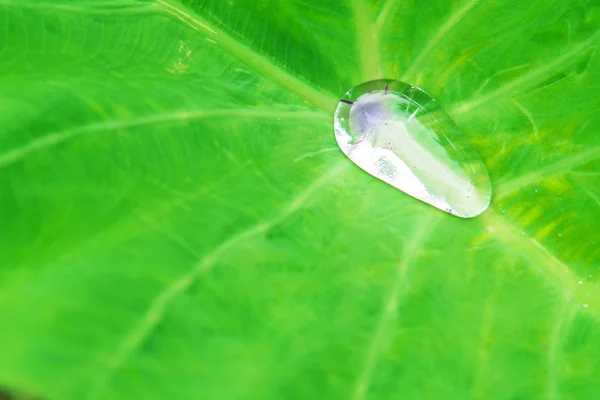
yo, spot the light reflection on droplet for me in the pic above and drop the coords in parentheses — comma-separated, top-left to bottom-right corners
(333, 79, 491, 218)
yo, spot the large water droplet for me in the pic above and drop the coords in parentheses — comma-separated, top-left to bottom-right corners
(334, 79, 491, 218)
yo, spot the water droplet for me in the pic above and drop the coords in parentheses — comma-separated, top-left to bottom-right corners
(334, 79, 491, 218)
(583, 303, 589, 308)
(579, 280, 584, 284)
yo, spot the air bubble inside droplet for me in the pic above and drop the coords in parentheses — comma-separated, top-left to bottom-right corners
(333, 79, 491, 218)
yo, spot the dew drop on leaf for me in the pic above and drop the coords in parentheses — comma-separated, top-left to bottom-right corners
(333, 79, 492, 218)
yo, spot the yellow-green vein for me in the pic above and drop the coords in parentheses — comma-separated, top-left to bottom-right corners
(483, 211, 600, 318)
(494, 146, 600, 200)
(351, 0, 380, 80)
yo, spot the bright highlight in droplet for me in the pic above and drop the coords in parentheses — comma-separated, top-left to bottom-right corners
(334, 79, 491, 218)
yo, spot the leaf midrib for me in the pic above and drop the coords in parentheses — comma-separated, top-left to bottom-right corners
(351, 0, 380, 79)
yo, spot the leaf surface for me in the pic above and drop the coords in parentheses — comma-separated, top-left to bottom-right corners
(1, 0, 600, 399)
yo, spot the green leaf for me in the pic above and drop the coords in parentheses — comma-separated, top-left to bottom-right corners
(1, 0, 599, 399)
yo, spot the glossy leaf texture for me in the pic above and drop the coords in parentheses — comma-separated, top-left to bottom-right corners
(0, 0, 599, 399)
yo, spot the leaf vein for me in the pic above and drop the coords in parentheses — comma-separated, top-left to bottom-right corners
(453, 29, 600, 114)
(352, 214, 441, 400)
(351, 0, 380, 79)
(546, 302, 576, 400)
(483, 211, 600, 317)
(0, 109, 327, 169)
(155, 0, 337, 112)
(0, 0, 159, 15)
(401, 0, 479, 82)
(495, 146, 600, 200)
(375, 0, 399, 32)
(87, 161, 350, 398)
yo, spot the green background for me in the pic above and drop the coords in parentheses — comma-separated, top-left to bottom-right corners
(1, 0, 600, 399)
